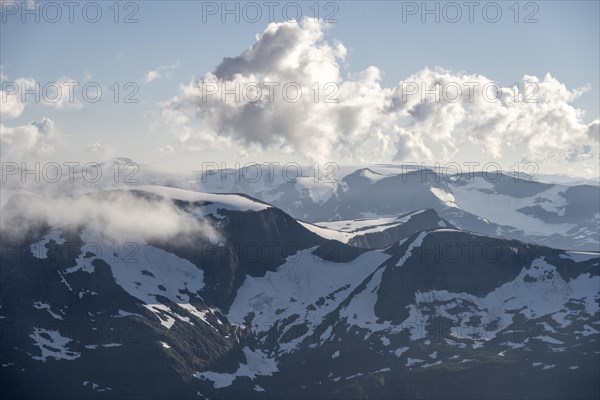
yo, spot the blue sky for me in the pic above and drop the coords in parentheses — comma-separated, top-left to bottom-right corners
(1, 1, 599, 176)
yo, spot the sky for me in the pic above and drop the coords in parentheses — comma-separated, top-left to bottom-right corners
(1, 0, 599, 178)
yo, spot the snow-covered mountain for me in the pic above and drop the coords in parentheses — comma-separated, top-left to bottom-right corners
(1, 184, 598, 399)
(211, 166, 599, 251)
(7, 160, 595, 250)
(300, 208, 453, 249)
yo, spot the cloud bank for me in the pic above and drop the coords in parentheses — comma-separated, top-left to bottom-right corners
(1, 189, 219, 244)
(0, 69, 88, 160)
(0, 117, 55, 159)
(160, 18, 597, 165)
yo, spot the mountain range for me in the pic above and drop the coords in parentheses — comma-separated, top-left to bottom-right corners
(0, 161, 598, 399)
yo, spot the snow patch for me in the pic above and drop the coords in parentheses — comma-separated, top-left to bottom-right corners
(396, 231, 429, 267)
(30, 230, 65, 259)
(29, 328, 80, 362)
(228, 248, 390, 352)
(194, 347, 278, 389)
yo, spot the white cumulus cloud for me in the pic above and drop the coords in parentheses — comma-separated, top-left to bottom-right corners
(0, 117, 56, 159)
(157, 19, 597, 165)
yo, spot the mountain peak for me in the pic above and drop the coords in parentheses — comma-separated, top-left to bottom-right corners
(344, 168, 385, 183)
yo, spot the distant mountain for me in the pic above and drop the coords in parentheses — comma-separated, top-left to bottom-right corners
(300, 208, 454, 249)
(212, 167, 599, 251)
(7, 160, 594, 250)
